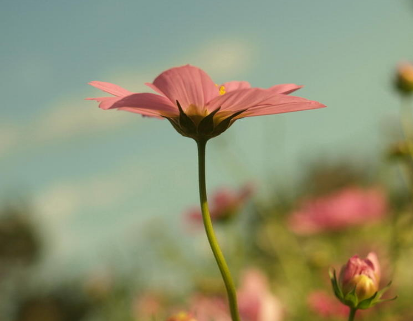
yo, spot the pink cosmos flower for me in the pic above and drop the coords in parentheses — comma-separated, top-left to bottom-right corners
(308, 291, 349, 318)
(338, 252, 381, 302)
(186, 183, 255, 223)
(288, 187, 387, 235)
(87, 65, 325, 141)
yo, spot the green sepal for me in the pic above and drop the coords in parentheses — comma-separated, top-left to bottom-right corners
(358, 281, 397, 309)
(176, 100, 197, 133)
(344, 286, 359, 308)
(329, 269, 344, 300)
(357, 292, 378, 309)
(197, 107, 221, 135)
(375, 296, 398, 304)
(212, 109, 247, 136)
(376, 281, 392, 298)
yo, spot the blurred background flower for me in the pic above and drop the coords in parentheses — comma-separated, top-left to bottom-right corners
(186, 183, 255, 224)
(288, 187, 387, 235)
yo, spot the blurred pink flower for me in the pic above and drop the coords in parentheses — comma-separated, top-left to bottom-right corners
(132, 293, 163, 321)
(88, 65, 325, 140)
(288, 187, 387, 235)
(189, 269, 283, 321)
(190, 295, 231, 321)
(308, 291, 349, 318)
(167, 311, 198, 321)
(237, 269, 284, 321)
(186, 183, 255, 223)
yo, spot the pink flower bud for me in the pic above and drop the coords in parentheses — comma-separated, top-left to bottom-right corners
(338, 253, 380, 302)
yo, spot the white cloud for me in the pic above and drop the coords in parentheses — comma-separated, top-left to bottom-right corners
(0, 96, 138, 158)
(33, 99, 135, 142)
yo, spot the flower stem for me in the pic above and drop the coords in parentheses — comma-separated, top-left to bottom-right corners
(196, 139, 241, 321)
(348, 308, 357, 321)
(400, 96, 413, 161)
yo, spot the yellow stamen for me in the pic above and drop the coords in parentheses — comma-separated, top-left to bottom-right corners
(215, 84, 226, 95)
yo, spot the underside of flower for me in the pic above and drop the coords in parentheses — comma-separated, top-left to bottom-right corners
(164, 100, 247, 141)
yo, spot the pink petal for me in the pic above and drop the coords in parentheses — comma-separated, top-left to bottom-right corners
(149, 65, 218, 112)
(109, 93, 178, 117)
(118, 107, 165, 119)
(207, 88, 271, 112)
(207, 88, 325, 118)
(221, 81, 251, 92)
(241, 95, 326, 117)
(86, 96, 124, 110)
(267, 84, 303, 95)
(366, 252, 381, 281)
(88, 81, 132, 97)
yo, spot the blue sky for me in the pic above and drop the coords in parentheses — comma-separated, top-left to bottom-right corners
(1, 0, 413, 276)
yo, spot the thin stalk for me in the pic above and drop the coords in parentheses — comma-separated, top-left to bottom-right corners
(348, 308, 357, 321)
(196, 139, 241, 321)
(400, 96, 413, 163)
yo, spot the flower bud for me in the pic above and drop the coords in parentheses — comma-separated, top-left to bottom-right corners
(330, 252, 396, 309)
(395, 62, 413, 95)
(339, 253, 380, 302)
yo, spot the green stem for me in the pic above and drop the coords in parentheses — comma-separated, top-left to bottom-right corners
(197, 139, 241, 321)
(348, 308, 357, 321)
(400, 96, 413, 164)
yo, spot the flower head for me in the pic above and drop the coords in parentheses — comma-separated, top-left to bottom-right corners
(288, 187, 387, 235)
(395, 62, 413, 95)
(237, 269, 283, 321)
(186, 183, 255, 224)
(88, 65, 325, 141)
(330, 252, 395, 309)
